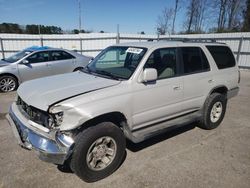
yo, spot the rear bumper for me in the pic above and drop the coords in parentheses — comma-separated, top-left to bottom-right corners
(227, 87, 239, 99)
(6, 103, 74, 165)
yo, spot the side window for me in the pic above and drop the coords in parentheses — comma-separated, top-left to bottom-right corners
(26, 51, 49, 63)
(144, 48, 177, 79)
(206, 46, 235, 69)
(51, 51, 75, 61)
(181, 47, 210, 74)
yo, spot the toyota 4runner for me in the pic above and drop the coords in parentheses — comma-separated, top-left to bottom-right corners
(6, 40, 240, 182)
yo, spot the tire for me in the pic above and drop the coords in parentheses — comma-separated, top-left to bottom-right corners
(0, 75, 18, 93)
(70, 122, 126, 182)
(199, 93, 227, 130)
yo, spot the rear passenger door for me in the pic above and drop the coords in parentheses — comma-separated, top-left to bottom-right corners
(48, 50, 76, 75)
(180, 47, 214, 112)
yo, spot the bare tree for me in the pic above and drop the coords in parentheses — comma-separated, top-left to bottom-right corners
(171, 0, 181, 34)
(186, 0, 197, 33)
(227, 0, 244, 30)
(213, 0, 245, 31)
(242, 0, 250, 31)
(216, 0, 229, 31)
(185, 0, 208, 33)
(156, 8, 174, 35)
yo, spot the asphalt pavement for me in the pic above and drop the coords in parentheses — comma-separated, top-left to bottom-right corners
(0, 70, 249, 188)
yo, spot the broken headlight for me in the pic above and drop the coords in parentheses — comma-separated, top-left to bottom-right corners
(48, 106, 64, 128)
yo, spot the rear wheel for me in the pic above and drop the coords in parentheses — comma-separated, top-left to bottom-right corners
(199, 93, 227, 130)
(70, 122, 126, 182)
(0, 75, 18, 93)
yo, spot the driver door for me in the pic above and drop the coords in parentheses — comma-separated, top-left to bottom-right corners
(131, 48, 184, 130)
(18, 51, 51, 82)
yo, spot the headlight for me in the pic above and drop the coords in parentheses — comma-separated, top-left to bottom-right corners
(53, 111, 64, 127)
(48, 105, 64, 128)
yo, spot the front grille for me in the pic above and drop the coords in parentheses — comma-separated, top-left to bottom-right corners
(16, 96, 50, 128)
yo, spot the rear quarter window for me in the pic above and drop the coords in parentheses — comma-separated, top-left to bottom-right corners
(206, 46, 236, 69)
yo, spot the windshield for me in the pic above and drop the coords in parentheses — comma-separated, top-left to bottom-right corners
(3, 50, 33, 63)
(87, 46, 147, 80)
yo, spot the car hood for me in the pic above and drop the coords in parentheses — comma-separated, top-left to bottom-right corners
(0, 60, 10, 67)
(17, 72, 121, 111)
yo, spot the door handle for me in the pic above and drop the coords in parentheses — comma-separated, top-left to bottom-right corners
(173, 86, 181, 90)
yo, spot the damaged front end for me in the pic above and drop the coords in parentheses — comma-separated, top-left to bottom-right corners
(6, 98, 75, 165)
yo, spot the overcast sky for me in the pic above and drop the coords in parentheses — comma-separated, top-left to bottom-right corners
(0, 0, 188, 34)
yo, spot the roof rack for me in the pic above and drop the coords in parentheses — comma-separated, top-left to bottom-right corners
(147, 37, 223, 44)
(159, 37, 217, 43)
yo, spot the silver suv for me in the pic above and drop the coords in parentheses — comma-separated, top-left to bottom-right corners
(0, 46, 92, 92)
(6, 40, 239, 182)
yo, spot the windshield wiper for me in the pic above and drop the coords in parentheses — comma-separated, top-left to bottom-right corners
(94, 70, 122, 80)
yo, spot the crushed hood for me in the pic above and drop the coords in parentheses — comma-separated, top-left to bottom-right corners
(17, 72, 120, 111)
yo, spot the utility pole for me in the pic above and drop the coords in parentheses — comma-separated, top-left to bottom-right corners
(116, 24, 120, 44)
(38, 25, 41, 35)
(78, 0, 82, 32)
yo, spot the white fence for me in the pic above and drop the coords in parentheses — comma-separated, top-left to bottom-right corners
(0, 32, 250, 68)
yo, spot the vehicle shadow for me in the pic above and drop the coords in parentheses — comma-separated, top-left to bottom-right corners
(126, 122, 196, 152)
(57, 123, 196, 174)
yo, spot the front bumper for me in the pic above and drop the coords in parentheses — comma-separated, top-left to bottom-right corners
(6, 103, 74, 165)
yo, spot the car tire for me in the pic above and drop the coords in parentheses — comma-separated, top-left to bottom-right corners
(199, 93, 227, 130)
(0, 75, 18, 93)
(70, 122, 126, 182)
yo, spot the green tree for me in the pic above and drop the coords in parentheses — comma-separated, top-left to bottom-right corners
(73, 29, 79, 34)
(0, 23, 22, 33)
(26, 24, 62, 34)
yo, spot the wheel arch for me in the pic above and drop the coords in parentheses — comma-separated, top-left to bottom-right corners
(0, 73, 19, 85)
(77, 111, 129, 132)
(209, 85, 228, 96)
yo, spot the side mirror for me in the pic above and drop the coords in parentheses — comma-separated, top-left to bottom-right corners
(141, 68, 157, 83)
(22, 59, 29, 64)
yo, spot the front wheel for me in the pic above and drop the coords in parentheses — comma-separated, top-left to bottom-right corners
(0, 75, 18, 93)
(199, 93, 227, 130)
(70, 122, 126, 182)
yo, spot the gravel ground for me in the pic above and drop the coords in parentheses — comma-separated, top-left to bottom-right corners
(0, 70, 249, 188)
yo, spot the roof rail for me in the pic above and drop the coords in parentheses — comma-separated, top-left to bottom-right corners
(158, 37, 220, 43)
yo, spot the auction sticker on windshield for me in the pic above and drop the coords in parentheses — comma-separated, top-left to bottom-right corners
(126, 47, 143, 54)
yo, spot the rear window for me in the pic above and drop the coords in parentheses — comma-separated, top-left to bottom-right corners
(51, 51, 75, 61)
(206, 46, 235, 69)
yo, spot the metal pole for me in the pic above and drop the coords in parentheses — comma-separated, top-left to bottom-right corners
(40, 37, 43, 47)
(236, 36, 243, 63)
(78, 0, 82, 32)
(116, 24, 120, 44)
(80, 38, 83, 54)
(38, 25, 41, 35)
(0, 38, 5, 59)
